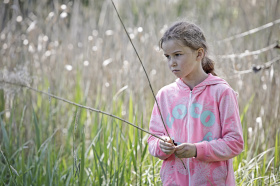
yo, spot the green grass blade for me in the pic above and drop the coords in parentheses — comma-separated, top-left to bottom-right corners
(92, 144, 107, 182)
(0, 147, 15, 181)
(141, 143, 148, 162)
(32, 107, 41, 150)
(0, 118, 9, 153)
(275, 130, 279, 168)
(79, 129, 85, 185)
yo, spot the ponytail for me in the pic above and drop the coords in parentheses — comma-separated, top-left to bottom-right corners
(202, 57, 217, 76)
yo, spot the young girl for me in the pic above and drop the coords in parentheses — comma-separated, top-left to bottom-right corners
(147, 21, 244, 186)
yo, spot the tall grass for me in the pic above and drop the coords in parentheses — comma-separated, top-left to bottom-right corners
(0, 83, 279, 185)
(0, 83, 163, 185)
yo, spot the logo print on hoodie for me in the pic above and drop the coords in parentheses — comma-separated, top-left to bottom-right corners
(166, 104, 187, 128)
(166, 103, 215, 129)
(200, 110, 215, 127)
(190, 103, 203, 118)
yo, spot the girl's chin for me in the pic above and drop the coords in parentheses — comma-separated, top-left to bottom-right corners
(173, 74, 181, 78)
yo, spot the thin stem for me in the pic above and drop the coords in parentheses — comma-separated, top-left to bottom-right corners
(219, 18, 280, 43)
(0, 80, 165, 142)
(217, 42, 277, 59)
(110, 0, 186, 169)
(110, 0, 171, 140)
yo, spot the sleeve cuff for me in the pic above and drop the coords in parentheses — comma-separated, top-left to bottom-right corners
(194, 142, 207, 160)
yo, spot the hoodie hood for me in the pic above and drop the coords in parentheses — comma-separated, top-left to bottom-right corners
(175, 73, 230, 94)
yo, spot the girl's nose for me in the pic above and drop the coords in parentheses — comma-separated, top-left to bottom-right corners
(171, 59, 177, 67)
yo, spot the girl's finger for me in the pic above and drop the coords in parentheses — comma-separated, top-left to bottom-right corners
(162, 137, 173, 144)
(160, 141, 173, 147)
(160, 144, 175, 150)
(175, 144, 184, 150)
(176, 154, 182, 158)
(175, 146, 187, 154)
(175, 149, 184, 155)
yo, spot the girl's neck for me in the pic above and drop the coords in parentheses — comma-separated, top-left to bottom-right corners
(181, 70, 208, 90)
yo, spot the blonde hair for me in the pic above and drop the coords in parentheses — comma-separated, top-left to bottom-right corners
(160, 21, 216, 76)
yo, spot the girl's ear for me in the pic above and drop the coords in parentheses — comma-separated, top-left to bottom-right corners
(196, 48, 204, 61)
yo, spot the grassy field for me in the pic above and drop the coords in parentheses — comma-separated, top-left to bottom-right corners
(1, 0, 280, 185)
(0, 91, 280, 185)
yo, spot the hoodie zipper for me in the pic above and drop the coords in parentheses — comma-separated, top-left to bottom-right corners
(187, 90, 192, 185)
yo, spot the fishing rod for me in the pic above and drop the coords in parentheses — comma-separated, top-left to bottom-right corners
(110, 0, 171, 139)
(110, 0, 186, 169)
(0, 80, 165, 142)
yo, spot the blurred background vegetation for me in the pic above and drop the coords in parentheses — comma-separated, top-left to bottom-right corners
(0, 0, 280, 185)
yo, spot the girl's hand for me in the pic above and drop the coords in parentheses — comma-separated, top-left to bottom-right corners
(174, 143, 197, 158)
(159, 136, 175, 155)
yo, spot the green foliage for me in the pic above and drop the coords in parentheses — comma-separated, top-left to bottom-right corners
(0, 90, 4, 118)
(233, 94, 280, 185)
(0, 82, 279, 185)
(0, 87, 163, 185)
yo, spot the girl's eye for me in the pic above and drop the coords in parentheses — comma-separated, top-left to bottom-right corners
(175, 54, 181, 57)
(165, 55, 170, 59)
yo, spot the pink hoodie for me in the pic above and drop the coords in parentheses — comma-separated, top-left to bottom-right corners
(148, 74, 244, 186)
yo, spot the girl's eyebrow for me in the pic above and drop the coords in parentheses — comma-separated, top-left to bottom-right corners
(172, 50, 182, 53)
(164, 50, 182, 55)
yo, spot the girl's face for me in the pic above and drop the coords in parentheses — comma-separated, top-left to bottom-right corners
(162, 39, 203, 82)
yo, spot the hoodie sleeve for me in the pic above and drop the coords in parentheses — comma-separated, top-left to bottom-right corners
(195, 88, 244, 162)
(147, 98, 172, 160)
